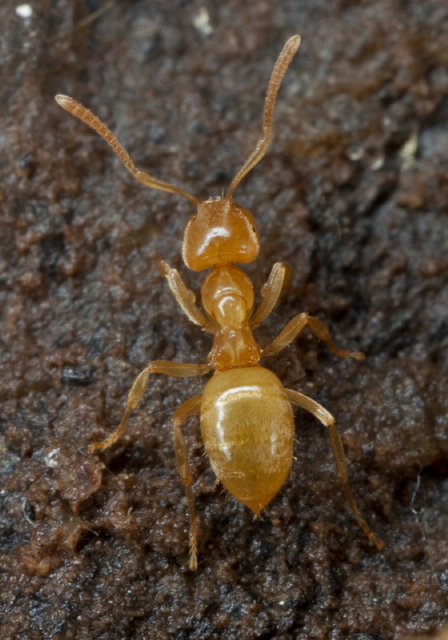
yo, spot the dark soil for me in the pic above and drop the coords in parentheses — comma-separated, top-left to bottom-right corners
(1, 1, 448, 638)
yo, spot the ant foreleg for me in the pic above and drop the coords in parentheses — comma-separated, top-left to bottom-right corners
(88, 361, 210, 453)
(157, 260, 214, 333)
(250, 262, 288, 329)
(172, 396, 203, 570)
(262, 313, 364, 360)
(285, 388, 384, 550)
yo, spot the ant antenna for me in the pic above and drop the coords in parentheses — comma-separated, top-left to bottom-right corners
(55, 95, 200, 206)
(226, 35, 301, 201)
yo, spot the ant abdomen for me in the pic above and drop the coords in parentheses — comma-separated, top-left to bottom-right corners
(200, 366, 295, 514)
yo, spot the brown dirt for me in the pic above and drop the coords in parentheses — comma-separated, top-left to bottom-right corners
(1, 1, 448, 639)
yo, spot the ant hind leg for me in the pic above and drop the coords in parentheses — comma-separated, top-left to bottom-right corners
(172, 396, 203, 570)
(285, 388, 384, 550)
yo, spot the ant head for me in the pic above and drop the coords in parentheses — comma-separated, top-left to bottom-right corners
(180, 36, 300, 272)
(182, 197, 260, 271)
(55, 37, 300, 273)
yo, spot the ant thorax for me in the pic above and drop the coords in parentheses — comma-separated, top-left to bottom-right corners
(202, 265, 260, 371)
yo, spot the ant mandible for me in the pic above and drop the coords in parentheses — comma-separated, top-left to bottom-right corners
(56, 36, 384, 569)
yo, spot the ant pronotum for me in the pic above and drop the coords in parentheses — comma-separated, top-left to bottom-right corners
(56, 35, 384, 569)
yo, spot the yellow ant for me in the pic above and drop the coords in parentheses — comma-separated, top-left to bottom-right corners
(55, 36, 384, 569)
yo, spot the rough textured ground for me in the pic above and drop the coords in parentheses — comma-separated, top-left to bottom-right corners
(1, 1, 448, 639)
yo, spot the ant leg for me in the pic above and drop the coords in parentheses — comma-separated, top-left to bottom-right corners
(172, 396, 202, 570)
(285, 388, 384, 550)
(157, 260, 214, 334)
(88, 361, 210, 453)
(263, 313, 364, 360)
(250, 262, 289, 328)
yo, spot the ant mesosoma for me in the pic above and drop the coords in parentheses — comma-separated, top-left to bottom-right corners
(56, 36, 383, 569)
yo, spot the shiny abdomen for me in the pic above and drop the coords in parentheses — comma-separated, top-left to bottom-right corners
(200, 366, 294, 513)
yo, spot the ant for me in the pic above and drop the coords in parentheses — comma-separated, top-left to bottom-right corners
(56, 35, 384, 569)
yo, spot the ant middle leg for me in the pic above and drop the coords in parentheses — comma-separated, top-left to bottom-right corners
(285, 388, 384, 550)
(263, 312, 364, 360)
(172, 396, 203, 570)
(88, 361, 210, 453)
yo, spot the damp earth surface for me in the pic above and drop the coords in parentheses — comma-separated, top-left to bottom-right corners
(1, 1, 448, 639)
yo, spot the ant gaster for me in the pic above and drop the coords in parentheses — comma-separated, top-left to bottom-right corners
(56, 36, 384, 569)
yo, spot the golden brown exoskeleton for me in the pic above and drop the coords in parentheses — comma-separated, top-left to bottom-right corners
(55, 36, 384, 569)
